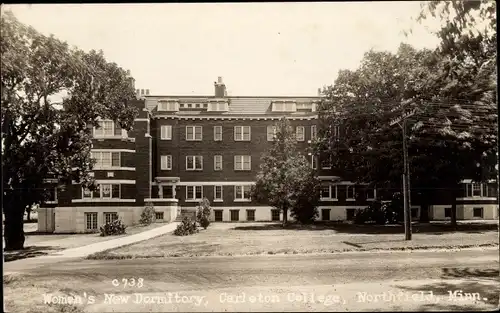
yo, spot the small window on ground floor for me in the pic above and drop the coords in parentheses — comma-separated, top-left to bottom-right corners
(104, 212, 118, 224)
(444, 207, 451, 218)
(230, 210, 240, 221)
(321, 209, 331, 221)
(155, 212, 164, 221)
(346, 209, 356, 221)
(85, 212, 98, 231)
(473, 207, 484, 218)
(271, 209, 280, 221)
(246, 209, 255, 221)
(214, 210, 223, 222)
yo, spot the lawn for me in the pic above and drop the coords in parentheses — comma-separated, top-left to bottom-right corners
(4, 222, 167, 262)
(90, 221, 499, 259)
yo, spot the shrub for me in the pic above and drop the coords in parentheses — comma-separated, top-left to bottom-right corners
(196, 198, 211, 229)
(174, 216, 199, 236)
(140, 202, 156, 225)
(100, 219, 127, 236)
(199, 216, 210, 229)
(291, 175, 320, 224)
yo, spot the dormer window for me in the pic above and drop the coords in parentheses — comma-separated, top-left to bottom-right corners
(272, 100, 296, 112)
(158, 100, 179, 112)
(207, 100, 229, 112)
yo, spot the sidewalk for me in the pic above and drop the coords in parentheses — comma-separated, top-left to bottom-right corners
(4, 222, 179, 274)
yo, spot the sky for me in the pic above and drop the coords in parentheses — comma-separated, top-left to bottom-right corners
(5, 2, 442, 97)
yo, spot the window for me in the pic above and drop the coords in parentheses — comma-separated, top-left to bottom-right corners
(272, 101, 295, 112)
(186, 156, 203, 170)
(311, 125, 317, 140)
(114, 124, 122, 136)
(346, 186, 356, 200)
(101, 184, 120, 199)
(214, 210, 223, 222)
(466, 183, 485, 197)
(246, 210, 255, 221)
(473, 207, 484, 218)
(321, 209, 330, 221)
(366, 188, 376, 200)
(444, 207, 451, 218)
(234, 126, 251, 141)
(155, 212, 164, 220)
(82, 184, 119, 199)
(159, 101, 178, 111)
(234, 155, 251, 170)
(320, 185, 337, 200)
(230, 210, 240, 221)
(162, 185, 174, 199)
(104, 212, 118, 224)
(161, 155, 172, 170)
(235, 185, 251, 200)
(271, 209, 280, 221)
(83, 187, 93, 199)
(94, 121, 112, 137)
(161, 125, 172, 140)
(214, 185, 223, 201)
(296, 126, 305, 141)
(92, 151, 121, 168)
(186, 126, 202, 141)
(214, 155, 223, 171)
(214, 126, 222, 141)
(333, 125, 340, 139)
(85, 212, 98, 230)
(311, 155, 318, 169)
(209, 102, 228, 111)
(267, 126, 277, 141)
(346, 209, 356, 221)
(186, 186, 203, 200)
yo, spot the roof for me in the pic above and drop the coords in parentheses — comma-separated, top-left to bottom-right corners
(145, 95, 321, 116)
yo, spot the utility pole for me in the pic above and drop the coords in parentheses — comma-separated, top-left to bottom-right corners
(390, 102, 415, 240)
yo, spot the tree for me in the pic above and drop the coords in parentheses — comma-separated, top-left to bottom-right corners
(414, 0, 497, 225)
(251, 118, 320, 225)
(196, 198, 211, 229)
(1, 11, 138, 250)
(317, 38, 496, 227)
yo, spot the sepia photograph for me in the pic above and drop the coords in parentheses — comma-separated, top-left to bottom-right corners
(2, 1, 498, 312)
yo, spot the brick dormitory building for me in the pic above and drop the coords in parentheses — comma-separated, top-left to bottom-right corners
(38, 77, 498, 233)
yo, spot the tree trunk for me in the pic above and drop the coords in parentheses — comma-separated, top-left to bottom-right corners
(282, 207, 288, 226)
(4, 204, 26, 251)
(450, 187, 457, 228)
(419, 192, 430, 223)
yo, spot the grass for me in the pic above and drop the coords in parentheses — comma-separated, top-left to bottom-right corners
(88, 221, 499, 260)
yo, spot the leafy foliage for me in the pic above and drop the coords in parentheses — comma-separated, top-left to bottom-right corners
(196, 198, 211, 229)
(140, 203, 156, 225)
(1, 11, 138, 250)
(99, 219, 127, 237)
(174, 217, 199, 236)
(252, 117, 320, 225)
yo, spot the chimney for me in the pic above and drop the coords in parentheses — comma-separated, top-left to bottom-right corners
(214, 76, 226, 98)
(146, 89, 150, 96)
(128, 77, 135, 89)
(136, 89, 141, 98)
(141, 89, 145, 95)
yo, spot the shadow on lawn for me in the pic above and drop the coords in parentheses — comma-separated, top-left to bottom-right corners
(3, 245, 62, 262)
(396, 267, 500, 311)
(232, 222, 498, 235)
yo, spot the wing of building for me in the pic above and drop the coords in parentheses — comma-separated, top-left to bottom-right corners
(38, 77, 498, 233)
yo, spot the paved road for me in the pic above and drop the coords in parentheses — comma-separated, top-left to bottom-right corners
(5, 248, 499, 312)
